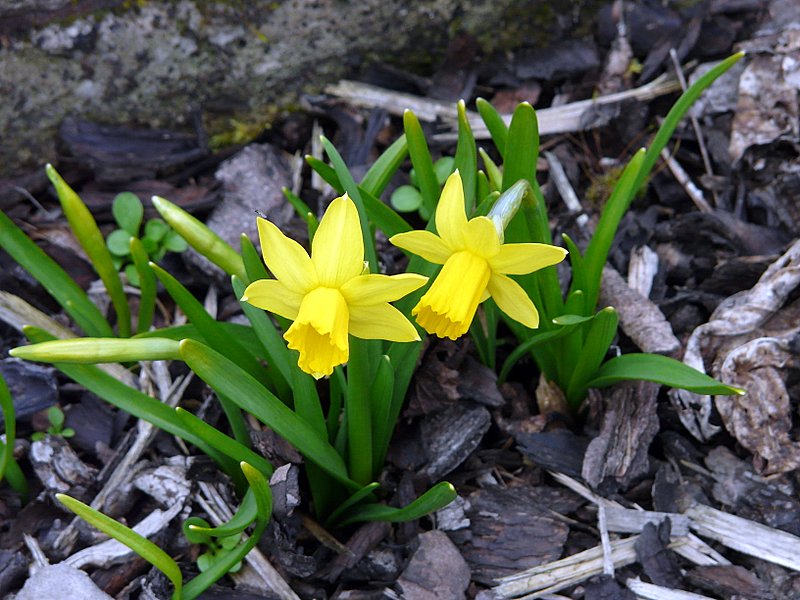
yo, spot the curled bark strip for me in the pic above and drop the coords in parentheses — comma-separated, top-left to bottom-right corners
(717, 336, 800, 474)
(672, 238, 800, 441)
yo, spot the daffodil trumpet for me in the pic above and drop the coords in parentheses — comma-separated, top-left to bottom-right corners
(390, 170, 568, 340)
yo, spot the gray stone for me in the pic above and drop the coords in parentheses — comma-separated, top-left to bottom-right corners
(14, 563, 112, 600)
(0, 0, 570, 177)
(397, 530, 471, 600)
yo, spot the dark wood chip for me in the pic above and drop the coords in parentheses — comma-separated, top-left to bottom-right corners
(686, 565, 772, 599)
(396, 530, 471, 600)
(635, 521, 681, 587)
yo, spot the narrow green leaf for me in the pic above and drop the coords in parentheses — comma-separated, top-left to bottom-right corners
(150, 263, 267, 386)
(10, 337, 181, 363)
(0, 209, 113, 338)
(281, 187, 319, 234)
(186, 488, 257, 538)
(566, 307, 619, 407)
(562, 233, 587, 302)
(112, 192, 144, 236)
(239, 234, 270, 285)
(0, 373, 28, 497)
(583, 149, 645, 311)
(22, 327, 240, 479)
(320, 136, 379, 272)
(130, 237, 157, 334)
(453, 100, 477, 212)
(47, 165, 131, 337)
(476, 97, 508, 160)
(151, 196, 245, 280)
(476, 170, 490, 204)
(403, 110, 439, 217)
(479, 148, 503, 193)
(232, 275, 292, 398)
(635, 52, 745, 195)
(182, 463, 272, 600)
(360, 134, 408, 197)
(325, 482, 380, 527)
(339, 481, 456, 526)
(359, 185, 412, 237)
(585, 353, 746, 396)
(501, 103, 538, 193)
(370, 355, 395, 476)
(179, 339, 357, 490)
(56, 493, 183, 598)
(175, 408, 273, 478)
(306, 155, 344, 194)
(346, 338, 374, 486)
(498, 324, 578, 384)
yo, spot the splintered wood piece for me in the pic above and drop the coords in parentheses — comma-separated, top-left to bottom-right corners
(325, 75, 680, 139)
(625, 577, 715, 600)
(493, 535, 680, 598)
(604, 507, 690, 537)
(686, 503, 800, 572)
(599, 267, 681, 356)
(581, 380, 660, 490)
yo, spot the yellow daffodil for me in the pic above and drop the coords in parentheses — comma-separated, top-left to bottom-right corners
(242, 195, 427, 379)
(390, 171, 567, 340)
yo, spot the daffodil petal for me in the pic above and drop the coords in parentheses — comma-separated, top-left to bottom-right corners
(241, 279, 303, 320)
(435, 170, 468, 250)
(487, 273, 539, 329)
(389, 230, 452, 264)
(341, 273, 428, 307)
(257, 218, 317, 293)
(312, 195, 364, 287)
(464, 216, 501, 258)
(349, 303, 421, 342)
(488, 243, 568, 275)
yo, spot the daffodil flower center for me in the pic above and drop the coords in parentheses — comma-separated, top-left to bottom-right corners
(284, 287, 349, 378)
(412, 250, 491, 340)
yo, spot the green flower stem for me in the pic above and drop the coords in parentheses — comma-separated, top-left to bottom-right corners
(346, 337, 374, 486)
(10, 338, 181, 363)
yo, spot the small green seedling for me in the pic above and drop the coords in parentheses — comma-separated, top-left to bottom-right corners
(390, 156, 455, 217)
(31, 405, 75, 441)
(107, 192, 188, 286)
(197, 533, 243, 574)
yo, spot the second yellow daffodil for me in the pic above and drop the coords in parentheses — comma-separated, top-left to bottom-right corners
(242, 195, 427, 379)
(390, 171, 567, 340)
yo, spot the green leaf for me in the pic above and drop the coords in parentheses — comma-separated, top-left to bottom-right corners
(306, 155, 344, 194)
(453, 100, 477, 211)
(130, 237, 156, 333)
(107, 229, 133, 257)
(370, 355, 396, 475)
(359, 185, 412, 238)
(281, 187, 319, 235)
(0, 373, 28, 497)
(390, 185, 424, 212)
(112, 192, 144, 236)
(186, 488, 257, 538)
(583, 149, 645, 311)
(325, 482, 380, 526)
(47, 405, 65, 429)
(478, 148, 503, 193)
(124, 264, 140, 287)
(360, 134, 408, 197)
(585, 353, 745, 396)
(151, 196, 245, 280)
(433, 156, 456, 185)
(182, 462, 272, 600)
(0, 208, 113, 338)
(145, 219, 169, 243)
(179, 339, 358, 490)
(476, 97, 508, 160)
(174, 407, 273, 478)
(47, 165, 131, 337)
(346, 338, 374, 486)
(22, 327, 240, 480)
(403, 110, 439, 217)
(56, 493, 183, 599)
(565, 307, 619, 407)
(498, 324, 578, 384)
(338, 481, 456, 526)
(163, 230, 188, 253)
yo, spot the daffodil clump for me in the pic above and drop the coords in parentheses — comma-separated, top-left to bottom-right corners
(242, 195, 426, 378)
